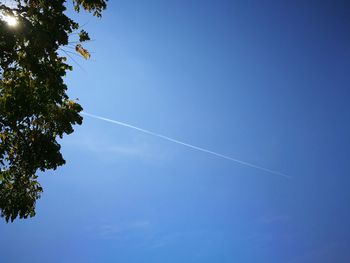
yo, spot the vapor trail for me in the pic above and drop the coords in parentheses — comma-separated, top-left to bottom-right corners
(82, 112, 290, 178)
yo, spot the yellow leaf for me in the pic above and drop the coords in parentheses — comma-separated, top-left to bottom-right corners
(75, 44, 91, 59)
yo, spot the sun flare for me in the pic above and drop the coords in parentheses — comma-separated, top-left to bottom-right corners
(3, 15, 18, 26)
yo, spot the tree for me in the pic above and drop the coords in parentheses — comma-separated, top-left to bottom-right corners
(0, 0, 107, 222)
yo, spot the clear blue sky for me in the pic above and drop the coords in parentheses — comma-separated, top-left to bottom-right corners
(1, 1, 350, 262)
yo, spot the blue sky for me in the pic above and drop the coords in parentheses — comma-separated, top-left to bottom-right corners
(1, 0, 350, 262)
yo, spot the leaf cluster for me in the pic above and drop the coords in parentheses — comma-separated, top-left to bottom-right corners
(0, 0, 107, 222)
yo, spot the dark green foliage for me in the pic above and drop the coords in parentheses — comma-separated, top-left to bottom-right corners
(79, 29, 90, 42)
(73, 0, 107, 17)
(0, 0, 107, 222)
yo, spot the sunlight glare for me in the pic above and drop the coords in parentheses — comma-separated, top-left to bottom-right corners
(3, 15, 18, 26)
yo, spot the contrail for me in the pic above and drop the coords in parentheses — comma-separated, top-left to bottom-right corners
(82, 112, 290, 178)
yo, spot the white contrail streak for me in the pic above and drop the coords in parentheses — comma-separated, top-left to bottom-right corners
(82, 112, 290, 179)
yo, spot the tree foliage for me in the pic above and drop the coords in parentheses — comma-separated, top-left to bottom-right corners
(0, 0, 107, 222)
